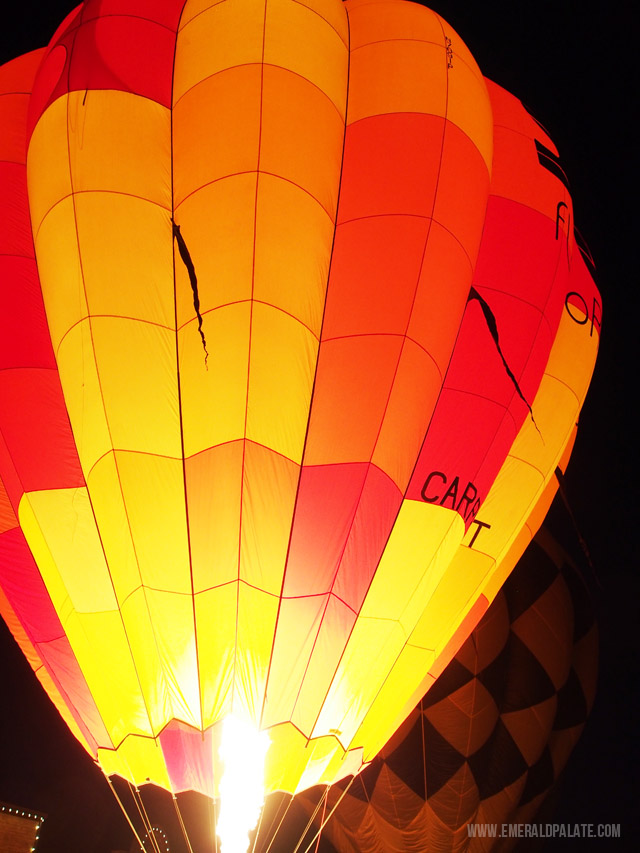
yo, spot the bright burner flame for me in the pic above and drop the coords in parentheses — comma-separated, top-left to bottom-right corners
(216, 716, 271, 853)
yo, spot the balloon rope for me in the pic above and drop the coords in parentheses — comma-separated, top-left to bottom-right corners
(251, 796, 267, 853)
(211, 795, 219, 853)
(104, 775, 147, 853)
(301, 777, 356, 853)
(312, 788, 328, 853)
(263, 793, 295, 853)
(130, 784, 162, 853)
(420, 698, 427, 805)
(291, 786, 330, 853)
(172, 794, 195, 853)
(358, 770, 371, 804)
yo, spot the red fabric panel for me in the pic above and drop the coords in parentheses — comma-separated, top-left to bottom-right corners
(82, 0, 184, 28)
(0, 258, 56, 369)
(284, 462, 400, 602)
(40, 635, 110, 751)
(28, 0, 184, 136)
(0, 525, 63, 641)
(0, 50, 45, 98)
(330, 463, 402, 611)
(284, 463, 370, 597)
(0, 524, 108, 751)
(0, 48, 84, 504)
(475, 197, 566, 311)
(406, 201, 572, 521)
(431, 120, 491, 263)
(322, 215, 432, 340)
(160, 720, 214, 798)
(486, 78, 557, 155)
(336, 113, 444, 222)
(0, 369, 83, 494)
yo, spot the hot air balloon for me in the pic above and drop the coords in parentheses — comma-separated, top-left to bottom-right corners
(296, 527, 598, 852)
(0, 0, 600, 849)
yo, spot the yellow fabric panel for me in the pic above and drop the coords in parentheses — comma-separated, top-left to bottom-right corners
(232, 584, 281, 722)
(294, 738, 346, 793)
(239, 441, 299, 593)
(361, 502, 463, 627)
(262, 0, 348, 117)
(253, 176, 334, 336)
(172, 0, 347, 466)
(265, 723, 327, 794)
(347, 40, 446, 125)
(186, 289, 322, 463)
(312, 502, 463, 745)
(62, 91, 170, 206)
(261, 595, 331, 729)
(246, 301, 318, 463)
(179, 303, 251, 458)
(354, 645, 436, 762)
(72, 192, 175, 329)
(31, 196, 86, 353)
(510, 380, 584, 479)
(172, 65, 262, 210)
(173, 176, 256, 329)
(19, 489, 116, 613)
(123, 587, 201, 728)
(195, 585, 236, 727)
(469, 457, 547, 558)
(53, 320, 111, 473)
(187, 443, 243, 594)
(479, 524, 536, 607)
(110, 451, 191, 593)
(87, 316, 180, 459)
(319, 741, 364, 791)
(58, 609, 151, 744)
(315, 615, 407, 748)
(31, 91, 179, 471)
(85, 453, 141, 604)
(353, 562, 491, 761)
(264, 723, 354, 794)
(176, 0, 348, 112)
(19, 489, 179, 742)
(407, 547, 495, 655)
(260, 65, 344, 215)
(98, 736, 171, 791)
(173, 0, 266, 104)
(289, 596, 361, 736)
(26, 94, 72, 234)
(539, 304, 599, 411)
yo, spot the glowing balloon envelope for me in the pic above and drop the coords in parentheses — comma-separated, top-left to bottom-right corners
(0, 0, 600, 801)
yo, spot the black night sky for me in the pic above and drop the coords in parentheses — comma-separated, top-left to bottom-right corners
(1, 2, 637, 851)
